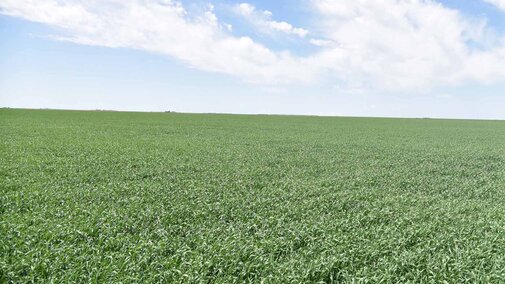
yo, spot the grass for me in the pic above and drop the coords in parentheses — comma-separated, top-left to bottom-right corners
(2, 108, 505, 283)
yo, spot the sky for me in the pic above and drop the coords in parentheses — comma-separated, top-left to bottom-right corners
(1, 0, 505, 119)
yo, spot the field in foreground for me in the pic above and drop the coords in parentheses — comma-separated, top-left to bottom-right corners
(2, 109, 505, 282)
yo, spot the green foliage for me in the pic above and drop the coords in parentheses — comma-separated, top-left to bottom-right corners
(2, 109, 505, 283)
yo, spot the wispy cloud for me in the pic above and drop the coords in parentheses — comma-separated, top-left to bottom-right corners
(0, 0, 316, 85)
(309, 38, 334, 47)
(233, 3, 309, 38)
(2, 0, 505, 92)
(484, 0, 505, 11)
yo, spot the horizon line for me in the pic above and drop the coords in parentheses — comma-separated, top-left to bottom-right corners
(2, 106, 504, 122)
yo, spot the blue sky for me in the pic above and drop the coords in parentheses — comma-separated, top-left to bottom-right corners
(1, 0, 505, 119)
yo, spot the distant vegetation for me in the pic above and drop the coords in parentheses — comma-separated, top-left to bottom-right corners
(2, 109, 505, 282)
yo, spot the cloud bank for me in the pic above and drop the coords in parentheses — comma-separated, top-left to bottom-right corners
(2, 0, 505, 91)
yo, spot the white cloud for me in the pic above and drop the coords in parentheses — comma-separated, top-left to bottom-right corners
(485, 0, 505, 11)
(306, 0, 505, 90)
(0, 0, 316, 84)
(236, 3, 255, 15)
(234, 2, 309, 38)
(2, 0, 505, 92)
(309, 38, 334, 47)
(268, 21, 308, 38)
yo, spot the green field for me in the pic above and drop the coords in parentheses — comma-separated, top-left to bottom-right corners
(2, 108, 505, 282)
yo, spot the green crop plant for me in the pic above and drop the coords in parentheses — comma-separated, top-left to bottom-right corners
(2, 109, 505, 283)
